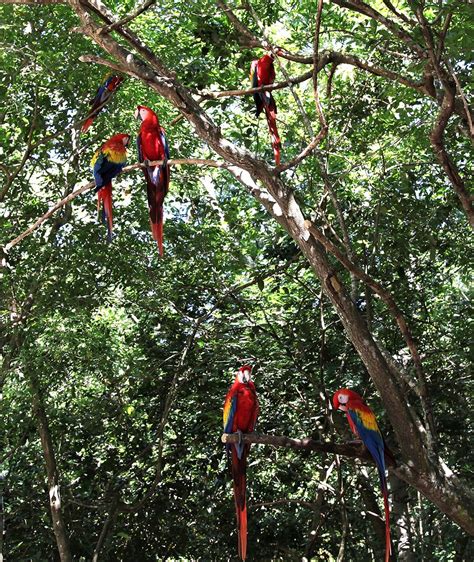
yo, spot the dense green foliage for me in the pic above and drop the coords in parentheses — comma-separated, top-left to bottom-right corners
(0, 1, 472, 560)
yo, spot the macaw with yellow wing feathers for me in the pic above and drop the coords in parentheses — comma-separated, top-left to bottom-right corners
(223, 365, 259, 561)
(250, 53, 281, 165)
(333, 388, 392, 562)
(81, 74, 124, 133)
(91, 133, 130, 242)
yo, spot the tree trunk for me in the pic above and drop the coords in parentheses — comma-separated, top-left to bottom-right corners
(390, 474, 416, 562)
(31, 379, 72, 562)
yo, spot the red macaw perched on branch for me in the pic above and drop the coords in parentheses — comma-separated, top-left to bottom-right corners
(250, 53, 281, 165)
(91, 133, 130, 242)
(81, 74, 124, 133)
(223, 365, 259, 561)
(135, 105, 170, 256)
(333, 388, 392, 562)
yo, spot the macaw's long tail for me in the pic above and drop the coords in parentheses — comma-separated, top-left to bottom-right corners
(150, 210, 164, 257)
(145, 170, 168, 257)
(232, 448, 248, 561)
(81, 116, 94, 133)
(263, 97, 281, 166)
(97, 182, 113, 242)
(378, 469, 391, 562)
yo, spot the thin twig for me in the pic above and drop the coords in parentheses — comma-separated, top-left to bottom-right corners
(100, 0, 158, 33)
(313, 0, 327, 132)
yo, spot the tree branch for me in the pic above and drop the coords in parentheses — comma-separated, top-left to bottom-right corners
(198, 70, 313, 99)
(303, 219, 433, 412)
(275, 132, 325, 173)
(99, 0, 157, 33)
(429, 88, 474, 228)
(330, 0, 426, 58)
(313, 0, 327, 131)
(67, 0, 474, 532)
(215, 0, 261, 48)
(222, 432, 385, 464)
(2, 158, 229, 253)
(0, 0, 63, 3)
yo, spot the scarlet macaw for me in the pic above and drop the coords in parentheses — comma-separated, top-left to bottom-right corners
(333, 388, 392, 562)
(250, 53, 281, 165)
(223, 365, 259, 561)
(81, 74, 124, 133)
(135, 105, 170, 256)
(90, 133, 130, 242)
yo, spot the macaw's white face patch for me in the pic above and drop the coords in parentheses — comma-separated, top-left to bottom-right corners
(238, 368, 252, 384)
(337, 393, 349, 410)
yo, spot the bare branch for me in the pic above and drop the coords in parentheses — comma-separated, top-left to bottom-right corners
(275, 133, 325, 173)
(382, 0, 416, 26)
(100, 0, 157, 33)
(222, 432, 382, 463)
(303, 219, 430, 404)
(330, 0, 426, 58)
(199, 70, 313, 99)
(2, 158, 229, 252)
(436, 11, 452, 61)
(215, 0, 261, 48)
(429, 89, 474, 228)
(445, 60, 474, 139)
(312, 0, 328, 145)
(0, 0, 63, 3)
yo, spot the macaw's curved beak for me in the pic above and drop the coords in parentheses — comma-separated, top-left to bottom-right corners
(134, 107, 141, 120)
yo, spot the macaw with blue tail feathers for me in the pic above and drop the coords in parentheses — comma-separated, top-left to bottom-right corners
(333, 388, 392, 562)
(91, 133, 130, 242)
(81, 74, 124, 133)
(223, 365, 259, 561)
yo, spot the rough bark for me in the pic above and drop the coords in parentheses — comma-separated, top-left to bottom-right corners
(31, 381, 72, 562)
(390, 474, 416, 562)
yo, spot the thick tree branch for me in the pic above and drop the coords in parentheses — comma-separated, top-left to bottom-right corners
(221, 432, 384, 464)
(303, 217, 435, 438)
(31, 376, 72, 562)
(330, 0, 426, 58)
(429, 88, 474, 228)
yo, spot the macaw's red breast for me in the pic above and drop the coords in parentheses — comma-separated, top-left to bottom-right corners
(257, 54, 276, 85)
(232, 382, 258, 434)
(140, 125, 166, 162)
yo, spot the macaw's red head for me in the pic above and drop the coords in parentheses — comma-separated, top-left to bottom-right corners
(333, 388, 363, 411)
(135, 105, 159, 125)
(237, 365, 253, 384)
(106, 133, 130, 148)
